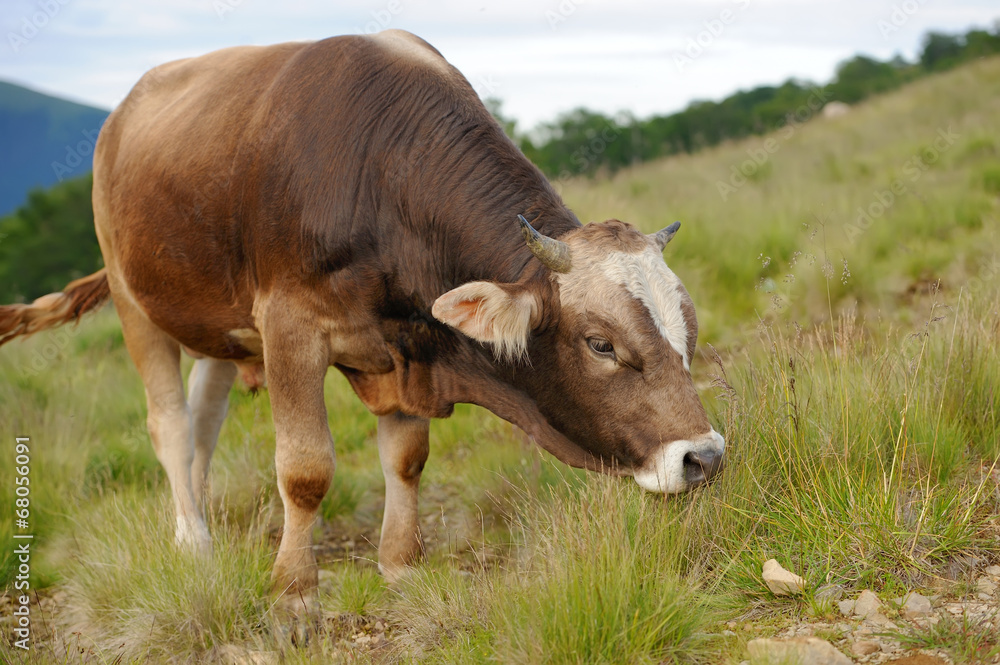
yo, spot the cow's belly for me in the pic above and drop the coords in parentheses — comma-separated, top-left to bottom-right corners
(115, 241, 259, 360)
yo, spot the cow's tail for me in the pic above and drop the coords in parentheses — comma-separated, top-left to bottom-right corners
(0, 269, 111, 347)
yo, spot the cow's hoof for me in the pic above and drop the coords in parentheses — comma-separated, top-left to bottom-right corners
(270, 590, 320, 647)
(273, 612, 318, 647)
(273, 585, 318, 616)
(174, 517, 212, 556)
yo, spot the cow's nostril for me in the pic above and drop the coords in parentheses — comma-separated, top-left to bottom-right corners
(683, 450, 725, 486)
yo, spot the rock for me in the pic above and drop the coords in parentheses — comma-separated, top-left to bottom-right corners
(762, 559, 807, 596)
(822, 101, 851, 119)
(975, 576, 996, 597)
(853, 590, 882, 618)
(863, 612, 895, 628)
(898, 592, 933, 619)
(815, 584, 844, 602)
(837, 599, 855, 617)
(985, 565, 1000, 578)
(747, 637, 851, 665)
(850, 640, 880, 656)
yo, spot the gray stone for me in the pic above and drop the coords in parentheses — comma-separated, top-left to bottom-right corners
(318, 569, 335, 589)
(898, 592, 934, 619)
(975, 576, 996, 597)
(985, 565, 1000, 578)
(853, 590, 882, 618)
(863, 612, 895, 628)
(747, 637, 851, 665)
(850, 640, 880, 656)
(762, 559, 807, 596)
(815, 584, 844, 602)
(837, 599, 855, 617)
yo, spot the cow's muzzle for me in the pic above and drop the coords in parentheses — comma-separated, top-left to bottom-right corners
(632, 430, 726, 494)
(683, 449, 725, 487)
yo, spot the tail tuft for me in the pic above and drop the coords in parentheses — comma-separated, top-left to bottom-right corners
(0, 269, 110, 346)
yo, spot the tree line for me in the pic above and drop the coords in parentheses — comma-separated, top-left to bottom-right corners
(1, 26, 997, 302)
(495, 25, 1000, 180)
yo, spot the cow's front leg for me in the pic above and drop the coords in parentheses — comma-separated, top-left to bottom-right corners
(261, 308, 335, 613)
(377, 412, 430, 581)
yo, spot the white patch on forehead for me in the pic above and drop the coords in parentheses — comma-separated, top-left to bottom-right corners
(371, 30, 451, 75)
(586, 248, 690, 369)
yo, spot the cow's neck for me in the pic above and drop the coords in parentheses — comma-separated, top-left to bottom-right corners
(395, 134, 581, 287)
(374, 129, 588, 444)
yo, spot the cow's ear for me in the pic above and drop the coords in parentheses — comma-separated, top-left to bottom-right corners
(431, 281, 539, 361)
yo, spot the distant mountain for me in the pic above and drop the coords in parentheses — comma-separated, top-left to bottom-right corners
(0, 81, 109, 216)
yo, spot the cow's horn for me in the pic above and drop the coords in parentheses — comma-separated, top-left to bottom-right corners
(652, 221, 681, 250)
(518, 214, 572, 273)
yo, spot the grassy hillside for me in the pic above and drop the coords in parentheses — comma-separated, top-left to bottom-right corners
(0, 81, 109, 216)
(0, 59, 999, 664)
(559, 56, 1000, 348)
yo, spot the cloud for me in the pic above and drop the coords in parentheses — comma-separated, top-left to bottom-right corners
(1, 0, 996, 128)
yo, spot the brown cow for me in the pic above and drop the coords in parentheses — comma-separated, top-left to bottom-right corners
(0, 30, 724, 611)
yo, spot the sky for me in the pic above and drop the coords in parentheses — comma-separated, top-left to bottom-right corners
(1, 0, 998, 130)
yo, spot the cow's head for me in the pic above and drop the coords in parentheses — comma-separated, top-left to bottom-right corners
(431, 217, 724, 493)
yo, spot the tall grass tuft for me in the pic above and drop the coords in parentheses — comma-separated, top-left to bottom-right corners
(58, 492, 272, 662)
(393, 479, 719, 664)
(694, 285, 1000, 597)
(494, 480, 717, 664)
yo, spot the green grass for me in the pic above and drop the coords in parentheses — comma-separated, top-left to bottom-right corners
(698, 297, 1000, 599)
(2, 57, 1000, 664)
(888, 610, 1000, 664)
(390, 478, 720, 664)
(57, 493, 273, 661)
(559, 57, 1000, 346)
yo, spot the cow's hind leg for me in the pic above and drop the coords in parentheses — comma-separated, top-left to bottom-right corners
(188, 357, 237, 513)
(377, 412, 430, 582)
(260, 302, 335, 613)
(116, 299, 210, 551)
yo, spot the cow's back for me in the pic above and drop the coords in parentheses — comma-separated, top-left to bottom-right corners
(91, 32, 468, 360)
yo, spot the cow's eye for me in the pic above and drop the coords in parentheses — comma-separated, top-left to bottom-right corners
(587, 337, 615, 359)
